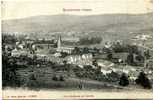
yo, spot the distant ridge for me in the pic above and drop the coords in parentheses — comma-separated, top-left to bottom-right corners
(2, 13, 153, 34)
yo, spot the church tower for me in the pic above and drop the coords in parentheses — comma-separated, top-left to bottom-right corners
(57, 35, 62, 49)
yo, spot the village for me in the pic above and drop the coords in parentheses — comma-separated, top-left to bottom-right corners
(2, 32, 153, 90)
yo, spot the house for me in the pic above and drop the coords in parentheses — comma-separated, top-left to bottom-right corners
(57, 47, 74, 54)
(11, 48, 29, 57)
(93, 53, 108, 59)
(97, 59, 114, 68)
(66, 53, 93, 65)
(112, 52, 129, 63)
(62, 37, 80, 42)
(34, 43, 55, 49)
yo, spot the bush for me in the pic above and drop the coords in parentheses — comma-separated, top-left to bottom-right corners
(135, 71, 152, 89)
(27, 74, 38, 88)
(2, 54, 21, 87)
(60, 52, 68, 58)
(106, 71, 120, 82)
(59, 76, 65, 81)
(127, 53, 134, 65)
(52, 76, 58, 81)
(29, 74, 36, 80)
(119, 73, 129, 86)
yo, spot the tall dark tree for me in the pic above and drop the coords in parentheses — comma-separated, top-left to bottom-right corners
(2, 53, 21, 87)
(92, 60, 98, 67)
(144, 50, 151, 60)
(73, 47, 80, 54)
(83, 47, 89, 54)
(60, 52, 68, 58)
(107, 53, 113, 60)
(119, 73, 129, 86)
(127, 53, 134, 65)
(135, 71, 152, 89)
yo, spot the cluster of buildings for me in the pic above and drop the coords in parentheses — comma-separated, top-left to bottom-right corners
(3, 33, 152, 68)
(9, 35, 90, 64)
(3, 33, 153, 81)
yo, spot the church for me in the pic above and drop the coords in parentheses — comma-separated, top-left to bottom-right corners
(56, 35, 74, 54)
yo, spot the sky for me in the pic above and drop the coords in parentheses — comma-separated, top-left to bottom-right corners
(1, 0, 153, 20)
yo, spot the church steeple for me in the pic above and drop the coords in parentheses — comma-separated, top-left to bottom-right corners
(57, 35, 61, 49)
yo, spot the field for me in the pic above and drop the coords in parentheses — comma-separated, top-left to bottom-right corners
(14, 62, 153, 91)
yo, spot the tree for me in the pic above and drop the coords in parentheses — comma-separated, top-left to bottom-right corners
(27, 73, 38, 88)
(29, 74, 36, 80)
(127, 53, 134, 65)
(63, 60, 67, 66)
(128, 45, 139, 54)
(107, 53, 113, 60)
(72, 47, 80, 54)
(52, 75, 58, 81)
(2, 34, 17, 44)
(95, 66, 101, 76)
(119, 73, 129, 86)
(135, 71, 152, 89)
(144, 50, 151, 60)
(107, 71, 120, 82)
(2, 53, 21, 87)
(60, 52, 68, 58)
(112, 41, 123, 52)
(93, 47, 99, 53)
(62, 60, 71, 75)
(83, 47, 89, 54)
(92, 60, 98, 67)
(59, 76, 65, 81)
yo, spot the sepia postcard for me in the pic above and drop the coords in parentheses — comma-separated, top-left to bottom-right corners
(1, 0, 153, 99)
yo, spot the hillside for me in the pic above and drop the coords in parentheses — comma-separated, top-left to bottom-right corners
(2, 13, 153, 34)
